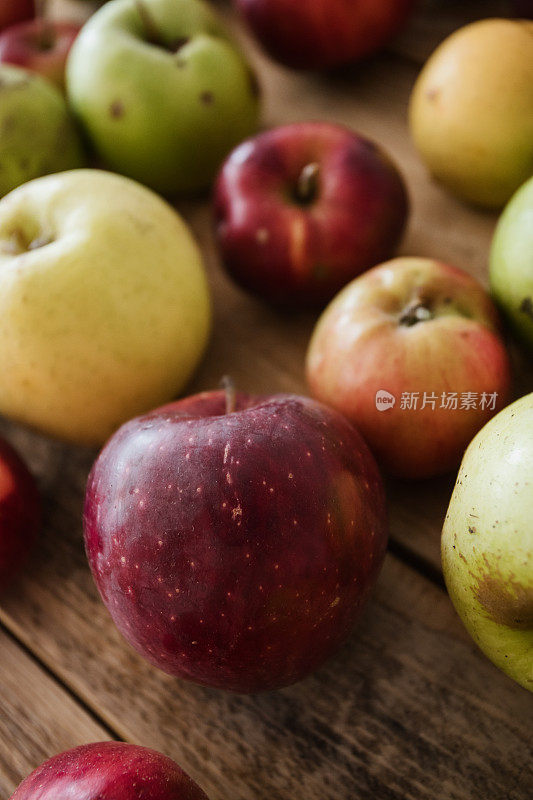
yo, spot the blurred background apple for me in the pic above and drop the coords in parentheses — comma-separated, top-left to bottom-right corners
(0, 18, 80, 88)
(0, 0, 34, 32)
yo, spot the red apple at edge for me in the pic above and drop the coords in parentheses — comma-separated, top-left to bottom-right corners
(10, 742, 209, 800)
(84, 390, 388, 693)
(0, 435, 40, 589)
(306, 257, 513, 480)
(214, 122, 409, 307)
(0, 19, 81, 89)
(234, 0, 415, 70)
(0, 0, 34, 32)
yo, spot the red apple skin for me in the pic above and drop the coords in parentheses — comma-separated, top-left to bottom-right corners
(214, 122, 409, 307)
(306, 257, 513, 480)
(0, 1, 34, 33)
(0, 436, 40, 589)
(0, 20, 81, 89)
(235, 0, 415, 70)
(84, 391, 388, 693)
(10, 742, 209, 800)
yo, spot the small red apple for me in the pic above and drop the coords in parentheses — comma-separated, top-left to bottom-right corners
(0, 435, 40, 589)
(306, 257, 513, 480)
(0, 0, 34, 33)
(214, 122, 409, 307)
(10, 742, 209, 800)
(84, 390, 388, 692)
(0, 19, 81, 89)
(234, 0, 415, 70)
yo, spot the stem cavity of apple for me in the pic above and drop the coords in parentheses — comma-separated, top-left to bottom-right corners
(399, 299, 433, 327)
(294, 162, 321, 206)
(220, 375, 237, 415)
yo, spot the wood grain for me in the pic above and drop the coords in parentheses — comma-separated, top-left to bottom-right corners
(0, 627, 110, 798)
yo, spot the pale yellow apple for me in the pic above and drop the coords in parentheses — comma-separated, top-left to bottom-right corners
(0, 169, 211, 444)
(409, 19, 533, 209)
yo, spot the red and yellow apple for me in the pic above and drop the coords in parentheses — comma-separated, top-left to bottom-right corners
(306, 257, 512, 480)
(214, 122, 409, 307)
(234, 0, 415, 70)
(0, 19, 81, 89)
(0, 435, 40, 590)
(84, 390, 388, 692)
(10, 742, 209, 800)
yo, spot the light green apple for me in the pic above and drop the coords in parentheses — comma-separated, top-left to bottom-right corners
(490, 177, 533, 352)
(0, 64, 85, 198)
(442, 393, 533, 691)
(409, 19, 533, 209)
(66, 0, 261, 196)
(0, 169, 211, 445)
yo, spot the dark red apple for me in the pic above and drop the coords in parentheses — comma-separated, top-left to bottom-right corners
(0, 0, 34, 33)
(0, 19, 81, 89)
(10, 742, 209, 800)
(234, 0, 415, 70)
(84, 390, 388, 693)
(214, 122, 409, 307)
(0, 435, 40, 589)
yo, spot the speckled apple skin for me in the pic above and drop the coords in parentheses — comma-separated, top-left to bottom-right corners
(84, 392, 388, 692)
(0, 436, 40, 589)
(10, 742, 209, 800)
(214, 122, 408, 307)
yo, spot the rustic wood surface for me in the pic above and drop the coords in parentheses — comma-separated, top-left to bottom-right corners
(1, 1, 532, 798)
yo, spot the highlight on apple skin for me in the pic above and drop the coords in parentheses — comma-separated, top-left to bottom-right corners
(84, 390, 388, 693)
(441, 393, 533, 692)
(306, 257, 513, 480)
(214, 122, 409, 307)
(0, 435, 40, 591)
(234, 0, 415, 70)
(9, 742, 210, 800)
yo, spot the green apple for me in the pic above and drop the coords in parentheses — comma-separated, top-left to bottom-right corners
(409, 19, 533, 209)
(0, 64, 85, 198)
(442, 393, 533, 691)
(66, 0, 261, 195)
(0, 169, 211, 445)
(490, 177, 533, 352)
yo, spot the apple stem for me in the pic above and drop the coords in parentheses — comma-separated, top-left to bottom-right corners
(134, 0, 162, 46)
(295, 162, 320, 205)
(399, 300, 433, 327)
(220, 376, 237, 415)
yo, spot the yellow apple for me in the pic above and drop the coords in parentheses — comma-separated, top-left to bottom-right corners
(409, 19, 533, 209)
(0, 169, 211, 444)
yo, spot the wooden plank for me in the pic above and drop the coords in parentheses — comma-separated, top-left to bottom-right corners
(0, 431, 531, 799)
(0, 627, 110, 797)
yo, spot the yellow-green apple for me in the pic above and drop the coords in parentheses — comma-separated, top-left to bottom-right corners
(0, 64, 85, 197)
(0, 435, 40, 590)
(0, 169, 211, 445)
(441, 393, 533, 692)
(84, 390, 388, 692)
(0, 19, 81, 89)
(490, 176, 533, 353)
(306, 257, 512, 479)
(67, 0, 261, 196)
(0, 1, 34, 32)
(214, 122, 409, 307)
(409, 19, 533, 209)
(234, 0, 415, 70)
(10, 742, 210, 799)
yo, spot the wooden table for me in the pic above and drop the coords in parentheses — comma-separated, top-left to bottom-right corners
(1, 1, 532, 798)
